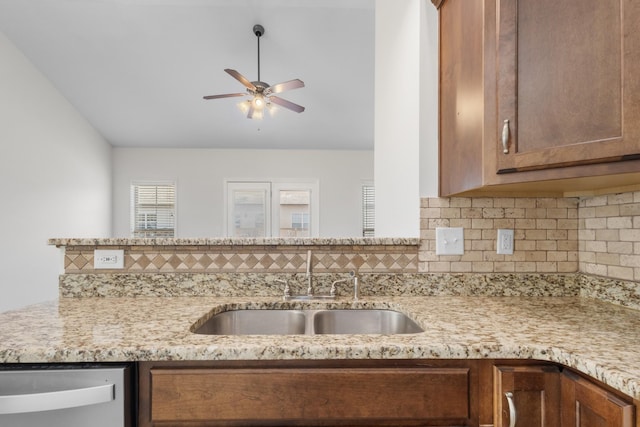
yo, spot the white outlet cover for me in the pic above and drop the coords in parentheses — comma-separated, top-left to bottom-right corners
(94, 249, 125, 269)
(435, 227, 464, 255)
(497, 229, 515, 255)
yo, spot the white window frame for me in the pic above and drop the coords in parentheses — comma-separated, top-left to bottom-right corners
(130, 181, 177, 238)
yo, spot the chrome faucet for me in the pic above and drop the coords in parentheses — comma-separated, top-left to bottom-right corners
(280, 252, 356, 301)
(329, 271, 360, 300)
(275, 279, 291, 299)
(305, 249, 313, 296)
(351, 270, 360, 300)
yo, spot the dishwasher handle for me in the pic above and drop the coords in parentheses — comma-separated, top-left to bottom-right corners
(0, 383, 115, 415)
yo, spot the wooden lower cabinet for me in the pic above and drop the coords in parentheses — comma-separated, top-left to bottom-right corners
(138, 360, 480, 426)
(494, 364, 634, 427)
(138, 360, 636, 427)
(561, 370, 634, 427)
(494, 365, 561, 427)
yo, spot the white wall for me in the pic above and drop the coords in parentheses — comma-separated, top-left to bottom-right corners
(419, 1, 440, 197)
(112, 148, 373, 238)
(0, 32, 112, 312)
(374, 0, 422, 237)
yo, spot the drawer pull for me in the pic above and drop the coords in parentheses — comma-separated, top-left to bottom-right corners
(502, 119, 510, 154)
(505, 391, 517, 427)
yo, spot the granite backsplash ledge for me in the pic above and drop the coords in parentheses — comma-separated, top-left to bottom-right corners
(579, 274, 640, 310)
(59, 272, 581, 298)
(59, 271, 640, 310)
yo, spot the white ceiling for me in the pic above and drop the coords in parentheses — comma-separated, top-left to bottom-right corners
(0, 0, 374, 150)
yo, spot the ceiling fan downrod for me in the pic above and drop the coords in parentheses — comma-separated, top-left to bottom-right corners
(253, 24, 264, 83)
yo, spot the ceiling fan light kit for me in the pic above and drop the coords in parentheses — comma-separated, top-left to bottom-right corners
(203, 24, 305, 119)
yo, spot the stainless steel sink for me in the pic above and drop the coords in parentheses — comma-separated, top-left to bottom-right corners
(312, 309, 423, 334)
(193, 309, 423, 335)
(193, 309, 306, 335)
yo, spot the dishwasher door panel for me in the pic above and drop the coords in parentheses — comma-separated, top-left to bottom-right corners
(0, 366, 131, 427)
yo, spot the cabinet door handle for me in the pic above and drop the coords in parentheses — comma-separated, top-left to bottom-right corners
(502, 119, 510, 154)
(505, 391, 517, 427)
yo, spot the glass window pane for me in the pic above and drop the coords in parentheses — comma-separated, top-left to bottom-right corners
(278, 190, 311, 237)
(231, 189, 267, 237)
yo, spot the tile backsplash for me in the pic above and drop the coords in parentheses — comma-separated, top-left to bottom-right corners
(422, 191, 640, 282)
(57, 191, 640, 284)
(579, 192, 640, 281)
(419, 196, 579, 273)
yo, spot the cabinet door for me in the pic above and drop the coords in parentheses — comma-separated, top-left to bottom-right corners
(143, 366, 474, 426)
(561, 371, 634, 427)
(495, 0, 640, 174)
(494, 365, 561, 427)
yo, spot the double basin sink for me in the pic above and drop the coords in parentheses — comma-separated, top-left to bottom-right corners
(193, 309, 424, 335)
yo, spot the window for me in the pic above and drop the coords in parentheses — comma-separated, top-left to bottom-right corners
(278, 189, 311, 237)
(226, 182, 271, 238)
(131, 183, 176, 237)
(225, 180, 319, 237)
(362, 184, 375, 237)
(291, 212, 310, 230)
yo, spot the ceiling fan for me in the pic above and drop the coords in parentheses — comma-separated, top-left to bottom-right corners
(203, 24, 305, 119)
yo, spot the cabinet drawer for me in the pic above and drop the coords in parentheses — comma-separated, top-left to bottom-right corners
(148, 367, 471, 425)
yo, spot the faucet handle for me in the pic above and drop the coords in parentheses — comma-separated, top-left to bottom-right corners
(275, 279, 290, 298)
(329, 278, 349, 297)
(350, 270, 359, 301)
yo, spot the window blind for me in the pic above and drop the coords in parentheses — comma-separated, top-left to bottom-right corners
(362, 184, 375, 237)
(131, 183, 176, 237)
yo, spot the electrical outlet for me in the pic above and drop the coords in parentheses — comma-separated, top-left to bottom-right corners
(435, 227, 464, 255)
(94, 249, 124, 269)
(497, 229, 514, 255)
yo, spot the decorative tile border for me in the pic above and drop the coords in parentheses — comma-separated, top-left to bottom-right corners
(61, 244, 419, 274)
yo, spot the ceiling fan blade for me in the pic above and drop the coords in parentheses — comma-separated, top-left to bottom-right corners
(225, 69, 256, 91)
(203, 93, 246, 100)
(269, 96, 305, 113)
(267, 79, 305, 95)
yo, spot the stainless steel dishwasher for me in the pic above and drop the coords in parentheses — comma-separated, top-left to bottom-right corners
(0, 364, 133, 426)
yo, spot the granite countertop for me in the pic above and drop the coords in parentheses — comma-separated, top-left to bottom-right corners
(48, 237, 420, 247)
(1, 296, 640, 399)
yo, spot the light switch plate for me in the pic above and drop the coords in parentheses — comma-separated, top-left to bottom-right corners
(435, 227, 464, 255)
(497, 229, 514, 255)
(94, 249, 124, 269)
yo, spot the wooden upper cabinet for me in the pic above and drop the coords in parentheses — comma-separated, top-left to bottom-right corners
(496, 0, 640, 174)
(437, 0, 640, 196)
(438, 0, 487, 195)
